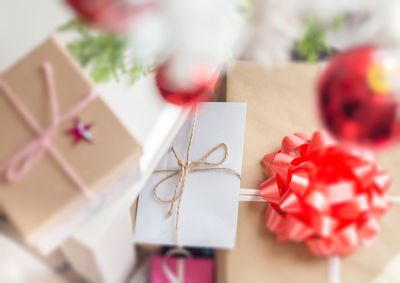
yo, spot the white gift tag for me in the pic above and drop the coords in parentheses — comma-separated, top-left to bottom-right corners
(135, 102, 246, 249)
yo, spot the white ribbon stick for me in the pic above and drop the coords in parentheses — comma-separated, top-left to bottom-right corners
(390, 196, 400, 205)
(239, 188, 266, 202)
(328, 256, 341, 283)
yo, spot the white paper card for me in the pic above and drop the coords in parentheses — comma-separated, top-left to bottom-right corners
(135, 102, 246, 249)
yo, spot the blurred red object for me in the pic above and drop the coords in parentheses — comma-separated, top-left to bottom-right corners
(318, 45, 400, 148)
(155, 62, 221, 107)
(261, 131, 391, 256)
(66, 0, 156, 32)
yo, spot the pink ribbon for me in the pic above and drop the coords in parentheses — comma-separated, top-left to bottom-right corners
(0, 62, 96, 198)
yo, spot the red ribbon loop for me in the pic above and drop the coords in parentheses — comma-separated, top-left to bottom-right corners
(260, 130, 391, 256)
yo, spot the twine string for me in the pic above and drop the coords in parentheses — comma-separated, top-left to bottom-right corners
(152, 109, 240, 247)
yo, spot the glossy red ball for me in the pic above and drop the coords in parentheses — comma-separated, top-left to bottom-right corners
(155, 63, 220, 107)
(66, 0, 154, 32)
(318, 46, 400, 148)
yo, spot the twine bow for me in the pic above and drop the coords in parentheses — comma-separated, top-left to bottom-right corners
(0, 62, 97, 198)
(153, 109, 241, 247)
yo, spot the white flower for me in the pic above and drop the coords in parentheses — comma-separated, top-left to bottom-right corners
(129, 0, 245, 86)
(244, 0, 400, 67)
(128, 0, 400, 80)
(327, 0, 400, 49)
(243, 0, 302, 68)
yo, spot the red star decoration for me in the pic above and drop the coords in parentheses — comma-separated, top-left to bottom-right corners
(68, 118, 94, 144)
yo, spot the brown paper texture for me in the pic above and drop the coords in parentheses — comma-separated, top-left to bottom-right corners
(219, 61, 400, 283)
(344, 143, 400, 282)
(0, 37, 142, 243)
(216, 202, 326, 283)
(227, 61, 320, 189)
(342, 208, 400, 282)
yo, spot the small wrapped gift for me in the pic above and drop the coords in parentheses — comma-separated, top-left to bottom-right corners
(151, 252, 213, 283)
(0, 37, 142, 249)
(135, 102, 246, 249)
(217, 61, 400, 283)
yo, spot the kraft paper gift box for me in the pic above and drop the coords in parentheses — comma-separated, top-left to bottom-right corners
(0, 37, 142, 250)
(217, 61, 400, 283)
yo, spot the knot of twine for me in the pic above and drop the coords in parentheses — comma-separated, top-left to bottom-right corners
(0, 62, 97, 198)
(153, 109, 241, 247)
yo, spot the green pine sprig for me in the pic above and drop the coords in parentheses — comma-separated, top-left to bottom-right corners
(59, 19, 152, 84)
(296, 20, 331, 62)
(296, 14, 345, 62)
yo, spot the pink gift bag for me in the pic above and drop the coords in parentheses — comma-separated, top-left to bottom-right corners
(151, 255, 214, 283)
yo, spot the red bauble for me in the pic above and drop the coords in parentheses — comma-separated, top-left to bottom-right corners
(155, 63, 220, 106)
(318, 46, 400, 148)
(66, 0, 155, 32)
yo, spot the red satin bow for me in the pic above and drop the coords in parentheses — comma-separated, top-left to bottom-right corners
(261, 131, 391, 256)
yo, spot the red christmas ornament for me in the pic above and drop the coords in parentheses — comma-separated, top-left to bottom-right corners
(155, 62, 221, 107)
(261, 131, 391, 256)
(68, 118, 94, 144)
(66, 0, 155, 32)
(318, 46, 400, 148)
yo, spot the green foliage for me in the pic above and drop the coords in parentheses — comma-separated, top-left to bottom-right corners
(129, 63, 154, 83)
(59, 18, 90, 35)
(236, 0, 253, 20)
(296, 14, 346, 63)
(333, 13, 345, 31)
(296, 20, 331, 63)
(59, 19, 152, 84)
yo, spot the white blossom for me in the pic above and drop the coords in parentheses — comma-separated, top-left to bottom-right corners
(129, 0, 400, 83)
